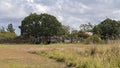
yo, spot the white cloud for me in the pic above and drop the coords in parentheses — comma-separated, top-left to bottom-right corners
(0, 0, 27, 18)
(27, 0, 34, 3)
(33, 4, 48, 13)
(1, 0, 120, 35)
(113, 10, 120, 14)
(0, 1, 13, 14)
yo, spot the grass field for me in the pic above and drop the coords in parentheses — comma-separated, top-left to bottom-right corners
(0, 43, 120, 68)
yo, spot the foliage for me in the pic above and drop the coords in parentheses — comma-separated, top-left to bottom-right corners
(0, 25, 17, 43)
(0, 26, 5, 32)
(19, 13, 63, 37)
(7, 24, 15, 33)
(0, 32, 17, 39)
(0, 25, 17, 39)
(78, 31, 90, 39)
(92, 26, 102, 36)
(80, 23, 94, 32)
(93, 18, 120, 40)
(84, 35, 103, 44)
(71, 30, 78, 38)
(61, 25, 70, 37)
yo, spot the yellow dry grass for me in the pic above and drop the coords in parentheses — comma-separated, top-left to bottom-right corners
(0, 42, 119, 68)
(0, 44, 66, 68)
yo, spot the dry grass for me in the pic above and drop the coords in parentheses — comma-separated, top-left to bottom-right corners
(27, 43, 120, 68)
(0, 44, 66, 68)
(0, 42, 120, 68)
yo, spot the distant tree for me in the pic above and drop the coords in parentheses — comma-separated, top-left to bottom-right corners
(7, 24, 15, 33)
(62, 25, 70, 37)
(80, 23, 94, 32)
(71, 30, 78, 38)
(0, 26, 5, 32)
(19, 13, 64, 38)
(70, 30, 78, 43)
(93, 18, 120, 40)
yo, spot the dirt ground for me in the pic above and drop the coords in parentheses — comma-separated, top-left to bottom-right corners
(0, 44, 66, 68)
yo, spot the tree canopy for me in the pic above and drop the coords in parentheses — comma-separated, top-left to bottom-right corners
(93, 18, 120, 39)
(19, 13, 64, 38)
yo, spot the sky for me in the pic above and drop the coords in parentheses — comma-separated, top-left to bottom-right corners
(1, 0, 120, 35)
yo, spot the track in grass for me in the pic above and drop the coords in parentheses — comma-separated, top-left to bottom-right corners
(0, 44, 66, 68)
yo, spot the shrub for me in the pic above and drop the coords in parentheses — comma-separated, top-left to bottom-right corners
(84, 35, 103, 44)
(0, 32, 17, 39)
(0, 32, 17, 43)
(78, 31, 90, 39)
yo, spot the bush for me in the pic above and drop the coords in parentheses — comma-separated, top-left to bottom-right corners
(0, 32, 17, 43)
(0, 32, 17, 39)
(84, 35, 103, 44)
(78, 31, 90, 39)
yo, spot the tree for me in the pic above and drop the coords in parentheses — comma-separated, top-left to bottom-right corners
(93, 18, 120, 40)
(70, 30, 78, 43)
(92, 26, 102, 36)
(7, 24, 15, 33)
(61, 25, 70, 37)
(19, 13, 63, 38)
(80, 23, 94, 32)
(71, 30, 78, 38)
(0, 26, 5, 32)
(40, 14, 63, 36)
(19, 13, 40, 37)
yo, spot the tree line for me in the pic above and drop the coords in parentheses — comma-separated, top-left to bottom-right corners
(0, 13, 120, 44)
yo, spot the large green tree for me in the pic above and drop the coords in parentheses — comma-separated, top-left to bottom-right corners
(93, 18, 120, 39)
(19, 13, 39, 37)
(19, 13, 63, 38)
(40, 14, 63, 36)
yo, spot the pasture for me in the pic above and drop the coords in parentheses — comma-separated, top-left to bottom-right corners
(0, 43, 120, 68)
